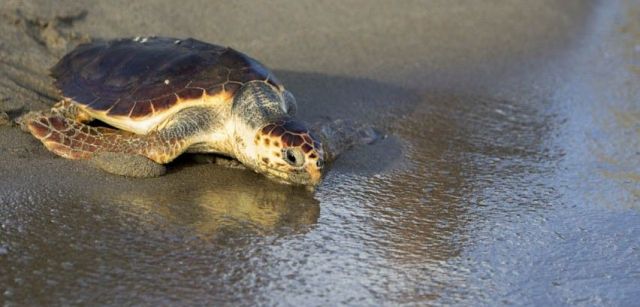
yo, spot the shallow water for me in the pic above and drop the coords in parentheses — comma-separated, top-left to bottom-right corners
(1, 0, 640, 305)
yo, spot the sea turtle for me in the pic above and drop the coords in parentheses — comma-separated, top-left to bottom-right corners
(18, 37, 376, 186)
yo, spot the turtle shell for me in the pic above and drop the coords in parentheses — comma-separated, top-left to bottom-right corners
(51, 37, 283, 119)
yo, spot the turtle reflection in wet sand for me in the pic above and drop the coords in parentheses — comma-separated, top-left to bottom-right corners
(18, 37, 377, 187)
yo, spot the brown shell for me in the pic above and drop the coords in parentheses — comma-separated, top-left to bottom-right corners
(51, 37, 283, 118)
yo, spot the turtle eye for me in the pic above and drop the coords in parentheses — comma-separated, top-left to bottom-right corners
(283, 148, 304, 167)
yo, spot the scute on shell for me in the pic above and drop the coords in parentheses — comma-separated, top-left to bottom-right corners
(51, 37, 283, 119)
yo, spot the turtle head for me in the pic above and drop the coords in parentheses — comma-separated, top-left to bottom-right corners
(231, 81, 325, 186)
(250, 119, 325, 186)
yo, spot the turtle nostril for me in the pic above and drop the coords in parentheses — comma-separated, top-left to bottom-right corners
(316, 159, 324, 169)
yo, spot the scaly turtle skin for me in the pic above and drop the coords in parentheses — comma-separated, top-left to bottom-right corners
(19, 37, 376, 186)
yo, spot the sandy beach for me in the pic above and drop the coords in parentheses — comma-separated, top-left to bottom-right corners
(1, 0, 639, 305)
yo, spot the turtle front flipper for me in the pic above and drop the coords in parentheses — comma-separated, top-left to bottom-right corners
(313, 119, 380, 162)
(24, 107, 219, 177)
(24, 114, 167, 177)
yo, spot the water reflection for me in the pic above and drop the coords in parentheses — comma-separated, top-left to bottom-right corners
(96, 164, 320, 236)
(370, 93, 561, 302)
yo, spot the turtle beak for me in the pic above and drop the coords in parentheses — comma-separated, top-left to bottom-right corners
(305, 158, 324, 186)
(307, 168, 322, 186)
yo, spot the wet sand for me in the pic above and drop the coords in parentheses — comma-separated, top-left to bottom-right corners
(1, 0, 639, 305)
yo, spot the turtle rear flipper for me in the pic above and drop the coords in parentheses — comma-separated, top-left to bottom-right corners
(16, 100, 93, 133)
